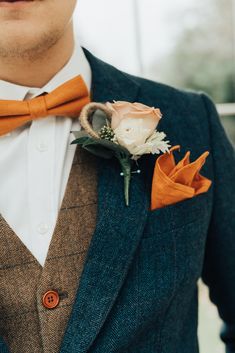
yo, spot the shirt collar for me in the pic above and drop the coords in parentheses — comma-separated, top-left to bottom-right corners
(0, 42, 92, 100)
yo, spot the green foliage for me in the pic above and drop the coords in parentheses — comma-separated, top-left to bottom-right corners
(71, 131, 133, 206)
(71, 134, 131, 160)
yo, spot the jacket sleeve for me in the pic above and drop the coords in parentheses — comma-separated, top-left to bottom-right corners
(201, 93, 235, 352)
(0, 337, 9, 353)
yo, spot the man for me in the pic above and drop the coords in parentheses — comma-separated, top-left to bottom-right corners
(0, 1, 234, 353)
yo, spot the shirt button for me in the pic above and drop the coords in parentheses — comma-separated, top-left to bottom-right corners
(37, 223, 49, 235)
(37, 142, 48, 152)
(42, 290, 60, 309)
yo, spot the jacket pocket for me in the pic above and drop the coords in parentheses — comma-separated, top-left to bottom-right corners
(144, 192, 211, 239)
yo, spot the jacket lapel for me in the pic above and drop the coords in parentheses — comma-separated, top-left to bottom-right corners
(60, 50, 150, 353)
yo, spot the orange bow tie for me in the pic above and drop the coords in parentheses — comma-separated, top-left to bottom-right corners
(0, 75, 90, 137)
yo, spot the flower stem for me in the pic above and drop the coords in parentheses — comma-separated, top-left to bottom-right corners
(118, 157, 132, 206)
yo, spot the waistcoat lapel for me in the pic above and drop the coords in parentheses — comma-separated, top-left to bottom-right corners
(37, 146, 98, 353)
(60, 50, 149, 353)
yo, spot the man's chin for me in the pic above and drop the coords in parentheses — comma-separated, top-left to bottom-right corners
(0, 24, 61, 60)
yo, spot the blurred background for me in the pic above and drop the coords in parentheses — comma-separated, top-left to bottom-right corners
(74, 1, 234, 351)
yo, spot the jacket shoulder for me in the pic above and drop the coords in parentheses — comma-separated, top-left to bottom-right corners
(124, 72, 207, 115)
(124, 72, 218, 143)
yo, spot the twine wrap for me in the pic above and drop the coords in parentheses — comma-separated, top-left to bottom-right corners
(79, 102, 113, 139)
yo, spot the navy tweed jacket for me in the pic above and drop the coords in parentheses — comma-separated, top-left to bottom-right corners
(0, 49, 235, 353)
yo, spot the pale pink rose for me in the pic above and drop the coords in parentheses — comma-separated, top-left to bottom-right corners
(106, 101, 162, 131)
(106, 101, 162, 155)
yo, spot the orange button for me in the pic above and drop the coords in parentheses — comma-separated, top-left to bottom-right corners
(42, 290, 60, 309)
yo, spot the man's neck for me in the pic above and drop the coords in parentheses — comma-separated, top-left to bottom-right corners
(0, 26, 75, 88)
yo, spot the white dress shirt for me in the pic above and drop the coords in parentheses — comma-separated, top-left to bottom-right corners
(0, 44, 92, 266)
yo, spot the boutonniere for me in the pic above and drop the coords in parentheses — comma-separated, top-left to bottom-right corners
(71, 101, 171, 206)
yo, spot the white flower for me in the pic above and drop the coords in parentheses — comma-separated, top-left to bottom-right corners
(113, 117, 154, 154)
(130, 131, 171, 160)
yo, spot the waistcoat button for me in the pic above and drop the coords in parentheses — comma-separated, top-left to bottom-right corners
(42, 290, 60, 309)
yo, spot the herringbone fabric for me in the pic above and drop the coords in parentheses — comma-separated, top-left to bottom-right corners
(0, 145, 98, 353)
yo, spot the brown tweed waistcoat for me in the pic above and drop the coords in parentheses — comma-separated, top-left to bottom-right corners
(0, 145, 98, 353)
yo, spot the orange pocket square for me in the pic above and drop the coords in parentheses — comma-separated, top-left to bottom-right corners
(151, 145, 212, 210)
